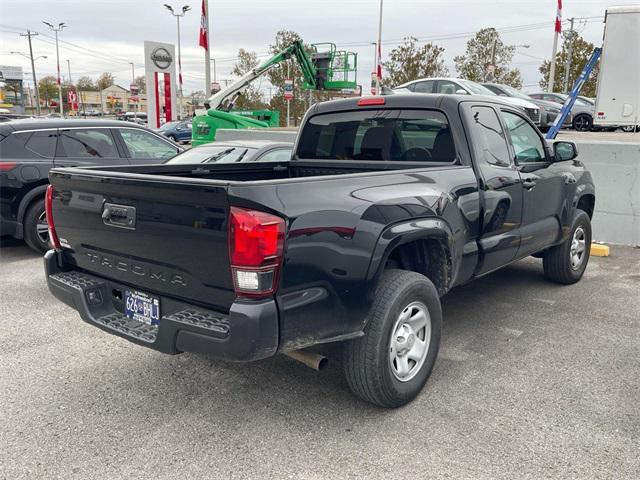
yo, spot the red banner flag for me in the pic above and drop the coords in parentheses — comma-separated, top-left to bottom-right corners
(555, 0, 563, 33)
(199, 0, 208, 50)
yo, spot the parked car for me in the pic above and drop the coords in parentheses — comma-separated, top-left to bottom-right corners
(393, 77, 542, 125)
(165, 140, 293, 164)
(44, 94, 595, 407)
(157, 120, 192, 144)
(481, 82, 571, 131)
(0, 118, 184, 253)
(529, 92, 597, 131)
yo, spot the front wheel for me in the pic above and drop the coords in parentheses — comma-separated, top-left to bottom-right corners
(543, 209, 592, 284)
(343, 269, 442, 408)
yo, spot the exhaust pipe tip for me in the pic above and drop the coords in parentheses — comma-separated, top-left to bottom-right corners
(284, 350, 328, 371)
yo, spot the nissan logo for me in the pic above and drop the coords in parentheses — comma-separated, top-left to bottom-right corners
(151, 47, 172, 70)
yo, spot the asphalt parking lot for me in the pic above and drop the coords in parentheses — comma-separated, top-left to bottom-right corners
(1, 238, 639, 479)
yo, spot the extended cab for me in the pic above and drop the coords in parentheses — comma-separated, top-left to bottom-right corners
(44, 94, 595, 407)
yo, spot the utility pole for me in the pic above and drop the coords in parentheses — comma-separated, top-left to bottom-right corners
(562, 17, 575, 93)
(42, 21, 66, 116)
(375, 0, 383, 94)
(66, 59, 72, 84)
(486, 32, 498, 82)
(548, 0, 562, 92)
(20, 30, 41, 115)
(164, 4, 190, 120)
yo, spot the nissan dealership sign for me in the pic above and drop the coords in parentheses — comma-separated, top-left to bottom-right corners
(144, 41, 177, 128)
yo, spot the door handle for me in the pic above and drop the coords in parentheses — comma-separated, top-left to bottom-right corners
(522, 179, 537, 190)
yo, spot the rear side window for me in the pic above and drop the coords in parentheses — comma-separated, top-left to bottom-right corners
(470, 106, 511, 166)
(296, 109, 456, 163)
(25, 131, 57, 157)
(0, 130, 57, 159)
(59, 128, 118, 158)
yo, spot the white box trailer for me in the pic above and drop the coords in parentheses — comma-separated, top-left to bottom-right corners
(594, 5, 640, 127)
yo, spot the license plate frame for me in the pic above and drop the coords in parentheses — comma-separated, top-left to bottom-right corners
(124, 289, 160, 326)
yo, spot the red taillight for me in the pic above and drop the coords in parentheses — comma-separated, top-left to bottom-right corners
(45, 185, 61, 250)
(0, 161, 17, 171)
(229, 207, 285, 297)
(357, 97, 385, 106)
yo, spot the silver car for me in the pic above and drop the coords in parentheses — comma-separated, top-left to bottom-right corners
(529, 92, 597, 132)
(482, 83, 571, 132)
(393, 77, 542, 126)
(164, 140, 293, 164)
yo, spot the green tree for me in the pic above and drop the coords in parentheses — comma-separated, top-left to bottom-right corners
(96, 72, 115, 91)
(76, 76, 96, 91)
(266, 29, 328, 126)
(38, 76, 58, 105)
(134, 75, 146, 94)
(231, 48, 268, 110)
(454, 28, 522, 87)
(538, 34, 599, 96)
(382, 37, 448, 87)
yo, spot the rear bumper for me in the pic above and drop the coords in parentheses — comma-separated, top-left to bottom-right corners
(44, 250, 279, 362)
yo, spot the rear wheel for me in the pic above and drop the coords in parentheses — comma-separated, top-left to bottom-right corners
(543, 209, 592, 284)
(573, 114, 593, 132)
(23, 198, 49, 254)
(343, 269, 442, 408)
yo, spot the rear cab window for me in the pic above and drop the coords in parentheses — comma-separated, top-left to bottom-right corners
(295, 109, 456, 163)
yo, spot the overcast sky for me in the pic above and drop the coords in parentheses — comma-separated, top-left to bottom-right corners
(1, 0, 636, 96)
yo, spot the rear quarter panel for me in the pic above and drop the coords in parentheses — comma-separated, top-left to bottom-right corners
(229, 166, 480, 351)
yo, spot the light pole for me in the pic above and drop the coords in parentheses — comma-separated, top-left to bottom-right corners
(42, 21, 66, 116)
(164, 4, 190, 120)
(11, 51, 47, 115)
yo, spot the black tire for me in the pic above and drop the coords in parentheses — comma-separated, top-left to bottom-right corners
(543, 209, 592, 284)
(23, 198, 50, 254)
(168, 134, 178, 142)
(343, 269, 442, 408)
(573, 114, 593, 132)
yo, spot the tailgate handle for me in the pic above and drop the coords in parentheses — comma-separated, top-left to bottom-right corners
(102, 203, 136, 229)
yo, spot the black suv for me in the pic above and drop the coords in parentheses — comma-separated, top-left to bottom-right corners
(0, 119, 183, 252)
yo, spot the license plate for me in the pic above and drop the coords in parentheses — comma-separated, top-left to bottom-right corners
(125, 290, 160, 326)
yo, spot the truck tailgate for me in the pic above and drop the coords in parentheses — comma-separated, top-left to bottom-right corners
(49, 169, 235, 311)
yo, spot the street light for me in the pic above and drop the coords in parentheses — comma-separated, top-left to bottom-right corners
(42, 21, 66, 116)
(164, 3, 190, 120)
(11, 52, 47, 115)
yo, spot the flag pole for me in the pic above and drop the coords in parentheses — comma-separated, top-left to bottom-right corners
(375, 0, 383, 94)
(548, 0, 562, 92)
(203, 0, 211, 98)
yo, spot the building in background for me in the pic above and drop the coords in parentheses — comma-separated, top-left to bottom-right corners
(0, 65, 24, 114)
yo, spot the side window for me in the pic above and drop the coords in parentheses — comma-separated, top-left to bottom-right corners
(436, 81, 459, 95)
(59, 129, 118, 158)
(24, 131, 57, 158)
(255, 148, 293, 162)
(119, 129, 178, 160)
(470, 106, 511, 166)
(501, 111, 546, 164)
(413, 80, 434, 93)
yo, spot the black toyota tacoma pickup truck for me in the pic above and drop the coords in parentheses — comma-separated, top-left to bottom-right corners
(44, 94, 595, 407)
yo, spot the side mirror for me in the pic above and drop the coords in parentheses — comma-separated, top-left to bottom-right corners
(455, 89, 468, 95)
(554, 141, 578, 161)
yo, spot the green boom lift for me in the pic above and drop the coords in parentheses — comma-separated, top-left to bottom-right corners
(192, 40, 357, 146)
